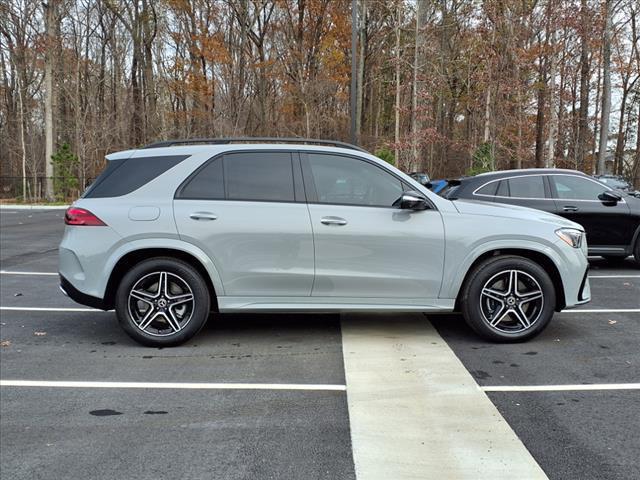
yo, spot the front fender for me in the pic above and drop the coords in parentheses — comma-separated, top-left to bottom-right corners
(441, 238, 564, 300)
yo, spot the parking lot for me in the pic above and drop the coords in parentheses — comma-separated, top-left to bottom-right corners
(1, 208, 639, 480)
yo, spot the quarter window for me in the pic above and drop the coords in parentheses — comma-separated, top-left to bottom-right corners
(307, 154, 403, 207)
(552, 175, 605, 200)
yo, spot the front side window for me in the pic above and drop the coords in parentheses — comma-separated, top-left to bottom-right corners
(507, 176, 546, 198)
(225, 152, 294, 202)
(552, 175, 606, 200)
(307, 154, 403, 207)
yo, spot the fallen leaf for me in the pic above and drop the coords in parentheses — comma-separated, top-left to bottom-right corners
(14, 293, 23, 297)
(608, 320, 617, 325)
(0, 340, 11, 347)
(34, 331, 47, 336)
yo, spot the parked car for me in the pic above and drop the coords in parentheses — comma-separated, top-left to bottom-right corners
(409, 172, 431, 186)
(441, 168, 640, 263)
(594, 175, 633, 192)
(60, 139, 590, 347)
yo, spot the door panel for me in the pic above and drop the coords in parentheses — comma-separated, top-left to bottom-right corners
(301, 152, 445, 299)
(549, 175, 632, 248)
(308, 204, 444, 298)
(174, 200, 314, 296)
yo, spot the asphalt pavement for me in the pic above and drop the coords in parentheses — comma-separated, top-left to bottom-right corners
(1, 208, 638, 480)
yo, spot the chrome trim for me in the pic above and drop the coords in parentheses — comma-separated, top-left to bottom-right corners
(472, 173, 626, 204)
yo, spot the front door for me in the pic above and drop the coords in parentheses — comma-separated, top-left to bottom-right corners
(302, 152, 445, 299)
(549, 174, 632, 249)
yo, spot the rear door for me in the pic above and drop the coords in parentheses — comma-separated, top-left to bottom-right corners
(549, 174, 632, 248)
(174, 151, 314, 296)
(302, 152, 445, 300)
(475, 175, 555, 213)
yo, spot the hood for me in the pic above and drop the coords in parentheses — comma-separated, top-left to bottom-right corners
(452, 199, 584, 230)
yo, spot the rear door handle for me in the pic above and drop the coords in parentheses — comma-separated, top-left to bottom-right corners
(190, 212, 217, 221)
(320, 216, 348, 226)
(562, 206, 579, 212)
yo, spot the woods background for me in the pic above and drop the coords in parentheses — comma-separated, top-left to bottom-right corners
(1, 0, 639, 201)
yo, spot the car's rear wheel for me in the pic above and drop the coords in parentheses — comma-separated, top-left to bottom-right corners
(460, 255, 556, 342)
(115, 257, 210, 347)
(633, 239, 640, 265)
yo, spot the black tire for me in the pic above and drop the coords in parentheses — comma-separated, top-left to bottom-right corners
(460, 255, 556, 342)
(634, 240, 640, 266)
(115, 257, 211, 347)
(601, 255, 628, 264)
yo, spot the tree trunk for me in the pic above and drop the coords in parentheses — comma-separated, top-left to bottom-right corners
(394, 3, 401, 169)
(355, 0, 366, 144)
(597, 0, 612, 175)
(43, 1, 57, 201)
(576, 0, 590, 171)
(546, 30, 558, 168)
(411, 2, 421, 171)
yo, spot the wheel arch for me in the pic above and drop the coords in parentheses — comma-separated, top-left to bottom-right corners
(103, 247, 220, 311)
(454, 248, 566, 312)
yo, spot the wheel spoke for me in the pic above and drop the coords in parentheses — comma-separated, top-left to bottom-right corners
(482, 287, 506, 302)
(130, 289, 156, 304)
(169, 293, 194, 305)
(138, 308, 159, 330)
(519, 291, 543, 303)
(513, 305, 531, 328)
(164, 309, 182, 332)
(489, 305, 508, 326)
(159, 272, 169, 297)
(508, 270, 518, 295)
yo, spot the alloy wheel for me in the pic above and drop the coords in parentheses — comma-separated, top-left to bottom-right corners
(479, 269, 544, 333)
(127, 271, 195, 336)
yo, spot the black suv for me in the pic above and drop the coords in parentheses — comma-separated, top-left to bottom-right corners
(442, 169, 640, 263)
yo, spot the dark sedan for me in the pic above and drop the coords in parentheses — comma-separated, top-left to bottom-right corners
(442, 169, 640, 264)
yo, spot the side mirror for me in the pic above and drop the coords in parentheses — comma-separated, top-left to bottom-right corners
(393, 191, 429, 210)
(598, 191, 622, 204)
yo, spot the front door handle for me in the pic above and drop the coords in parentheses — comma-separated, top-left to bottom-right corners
(320, 216, 348, 226)
(190, 212, 217, 221)
(562, 206, 579, 212)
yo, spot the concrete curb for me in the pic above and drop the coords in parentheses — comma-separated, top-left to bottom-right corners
(0, 204, 69, 210)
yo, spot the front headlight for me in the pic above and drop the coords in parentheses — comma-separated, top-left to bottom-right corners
(556, 228, 583, 248)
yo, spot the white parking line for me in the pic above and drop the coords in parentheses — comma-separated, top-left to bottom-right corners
(0, 307, 101, 312)
(341, 313, 547, 480)
(0, 380, 346, 391)
(560, 309, 640, 313)
(589, 275, 640, 279)
(0, 271, 58, 276)
(482, 383, 640, 392)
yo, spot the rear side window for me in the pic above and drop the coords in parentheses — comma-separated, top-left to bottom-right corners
(84, 155, 189, 198)
(179, 158, 224, 199)
(476, 182, 498, 196)
(224, 152, 294, 202)
(507, 176, 545, 198)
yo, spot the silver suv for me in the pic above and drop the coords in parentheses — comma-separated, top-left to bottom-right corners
(59, 138, 591, 347)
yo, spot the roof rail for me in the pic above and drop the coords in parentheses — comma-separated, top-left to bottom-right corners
(143, 137, 368, 153)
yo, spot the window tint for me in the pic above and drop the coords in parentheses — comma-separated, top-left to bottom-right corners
(179, 158, 224, 199)
(307, 154, 403, 207)
(225, 152, 294, 202)
(552, 175, 605, 200)
(507, 176, 545, 198)
(84, 155, 189, 198)
(476, 182, 498, 196)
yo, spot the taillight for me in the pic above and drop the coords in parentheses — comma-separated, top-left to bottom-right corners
(64, 207, 106, 226)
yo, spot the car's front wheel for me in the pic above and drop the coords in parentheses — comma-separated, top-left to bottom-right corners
(115, 257, 211, 347)
(460, 255, 556, 342)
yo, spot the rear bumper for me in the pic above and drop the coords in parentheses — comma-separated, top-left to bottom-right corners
(59, 275, 110, 310)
